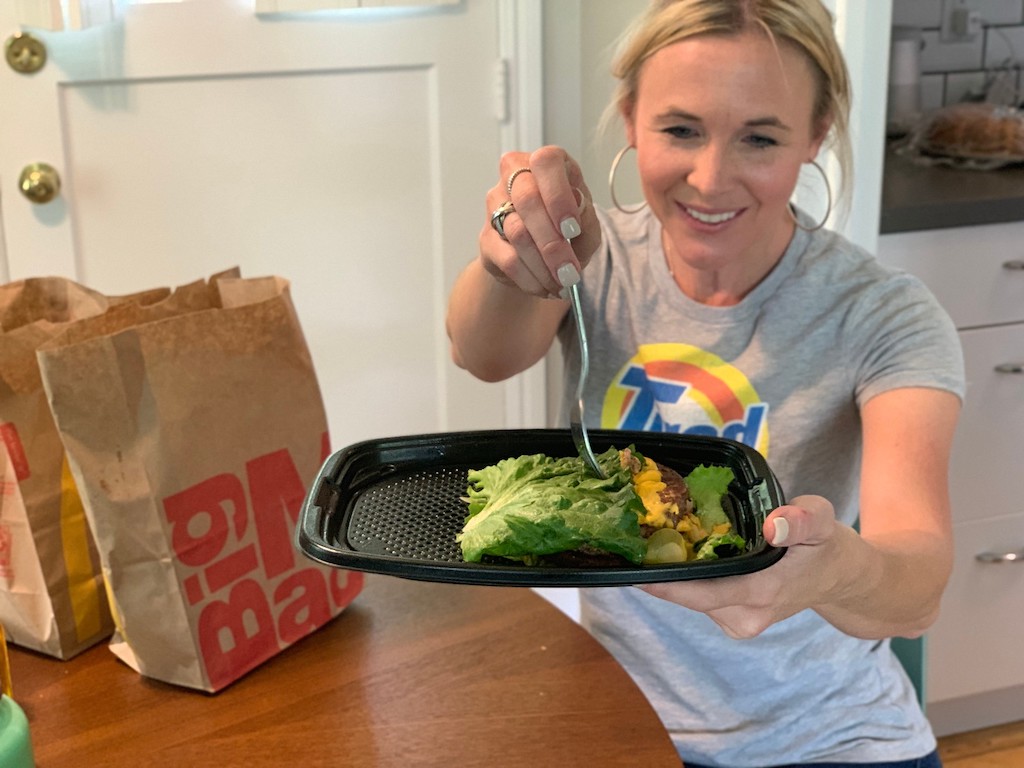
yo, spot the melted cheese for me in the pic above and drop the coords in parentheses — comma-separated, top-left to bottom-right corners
(630, 456, 731, 544)
(632, 458, 673, 528)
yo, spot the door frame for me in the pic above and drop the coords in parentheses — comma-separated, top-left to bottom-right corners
(499, 0, 548, 428)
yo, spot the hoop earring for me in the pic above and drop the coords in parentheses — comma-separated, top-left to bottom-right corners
(789, 159, 833, 232)
(609, 145, 647, 215)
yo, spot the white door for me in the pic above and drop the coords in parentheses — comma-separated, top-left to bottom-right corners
(0, 0, 546, 447)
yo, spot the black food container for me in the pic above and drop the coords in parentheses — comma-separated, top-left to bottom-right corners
(297, 429, 786, 586)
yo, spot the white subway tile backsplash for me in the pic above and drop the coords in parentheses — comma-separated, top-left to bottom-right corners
(888, 0, 1024, 109)
(920, 73, 947, 109)
(982, 66, 1022, 102)
(945, 70, 990, 102)
(920, 29, 986, 72)
(891, 0, 1023, 28)
(973, 0, 1024, 26)
(891, 0, 1022, 110)
(892, 0, 943, 27)
(984, 24, 1024, 67)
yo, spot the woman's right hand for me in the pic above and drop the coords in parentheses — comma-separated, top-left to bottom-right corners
(481, 146, 602, 299)
(446, 146, 601, 382)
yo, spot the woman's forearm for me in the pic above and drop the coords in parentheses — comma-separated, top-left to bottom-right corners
(813, 525, 952, 639)
(446, 258, 567, 382)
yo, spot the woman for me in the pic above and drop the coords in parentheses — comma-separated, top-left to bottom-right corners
(446, 2, 964, 766)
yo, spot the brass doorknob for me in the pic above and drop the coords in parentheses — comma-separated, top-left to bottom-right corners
(19, 163, 61, 204)
(5, 32, 47, 74)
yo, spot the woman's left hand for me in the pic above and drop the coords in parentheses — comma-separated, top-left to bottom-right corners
(639, 495, 849, 639)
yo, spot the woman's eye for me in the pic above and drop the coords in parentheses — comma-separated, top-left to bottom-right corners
(663, 126, 698, 140)
(746, 134, 779, 148)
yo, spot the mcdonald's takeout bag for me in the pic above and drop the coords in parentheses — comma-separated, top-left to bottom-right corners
(0, 277, 118, 659)
(36, 272, 363, 691)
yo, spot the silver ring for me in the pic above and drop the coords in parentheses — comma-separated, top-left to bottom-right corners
(490, 200, 516, 241)
(506, 167, 532, 196)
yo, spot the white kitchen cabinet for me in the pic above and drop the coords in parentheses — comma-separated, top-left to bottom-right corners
(878, 221, 1024, 736)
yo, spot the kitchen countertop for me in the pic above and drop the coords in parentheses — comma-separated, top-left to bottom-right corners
(880, 147, 1024, 234)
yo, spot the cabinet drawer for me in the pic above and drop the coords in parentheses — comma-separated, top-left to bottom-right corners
(949, 323, 1024, 525)
(877, 222, 1024, 329)
(926, 512, 1024, 704)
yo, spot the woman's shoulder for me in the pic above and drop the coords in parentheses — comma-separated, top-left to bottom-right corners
(593, 204, 654, 249)
(799, 226, 926, 294)
(587, 205, 658, 284)
(798, 227, 953, 331)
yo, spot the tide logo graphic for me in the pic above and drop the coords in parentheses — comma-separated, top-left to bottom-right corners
(601, 343, 770, 457)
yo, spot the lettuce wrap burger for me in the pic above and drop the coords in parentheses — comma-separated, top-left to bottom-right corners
(458, 447, 745, 567)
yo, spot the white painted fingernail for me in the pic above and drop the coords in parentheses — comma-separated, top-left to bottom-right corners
(771, 517, 789, 547)
(560, 216, 582, 240)
(556, 263, 580, 289)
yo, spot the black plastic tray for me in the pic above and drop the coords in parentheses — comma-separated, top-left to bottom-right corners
(296, 429, 786, 586)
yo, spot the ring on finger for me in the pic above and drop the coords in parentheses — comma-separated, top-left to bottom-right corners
(506, 167, 532, 197)
(490, 200, 516, 242)
(573, 186, 588, 215)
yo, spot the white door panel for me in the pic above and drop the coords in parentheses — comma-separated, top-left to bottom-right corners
(1, 0, 542, 446)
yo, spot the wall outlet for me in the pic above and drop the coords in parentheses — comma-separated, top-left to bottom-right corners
(940, 0, 982, 43)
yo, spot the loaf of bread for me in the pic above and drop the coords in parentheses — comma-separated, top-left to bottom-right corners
(923, 103, 1024, 158)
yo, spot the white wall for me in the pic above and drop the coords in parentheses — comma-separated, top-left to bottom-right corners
(543, 0, 648, 210)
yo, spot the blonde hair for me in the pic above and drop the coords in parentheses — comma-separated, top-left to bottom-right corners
(608, 0, 853, 209)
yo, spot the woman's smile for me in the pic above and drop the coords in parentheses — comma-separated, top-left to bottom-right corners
(680, 204, 744, 227)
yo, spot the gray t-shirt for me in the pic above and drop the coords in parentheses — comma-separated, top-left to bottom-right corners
(556, 206, 965, 767)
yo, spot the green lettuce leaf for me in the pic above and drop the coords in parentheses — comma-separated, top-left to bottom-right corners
(684, 464, 735, 530)
(459, 447, 647, 565)
(694, 532, 747, 560)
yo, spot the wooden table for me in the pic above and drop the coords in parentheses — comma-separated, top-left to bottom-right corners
(10, 575, 681, 767)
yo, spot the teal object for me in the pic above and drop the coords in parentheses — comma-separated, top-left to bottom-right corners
(891, 635, 926, 707)
(0, 695, 35, 768)
(849, 519, 926, 708)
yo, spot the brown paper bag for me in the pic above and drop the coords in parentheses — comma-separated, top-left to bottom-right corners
(0, 277, 119, 659)
(37, 272, 363, 691)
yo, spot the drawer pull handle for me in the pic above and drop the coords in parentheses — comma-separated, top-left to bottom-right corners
(976, 550, 1024, 563)
(995, 363, 1024, 374)
(1003, 260, 1024, 270)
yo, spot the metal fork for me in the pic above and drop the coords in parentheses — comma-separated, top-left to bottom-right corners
(566, 281, 606, 479)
